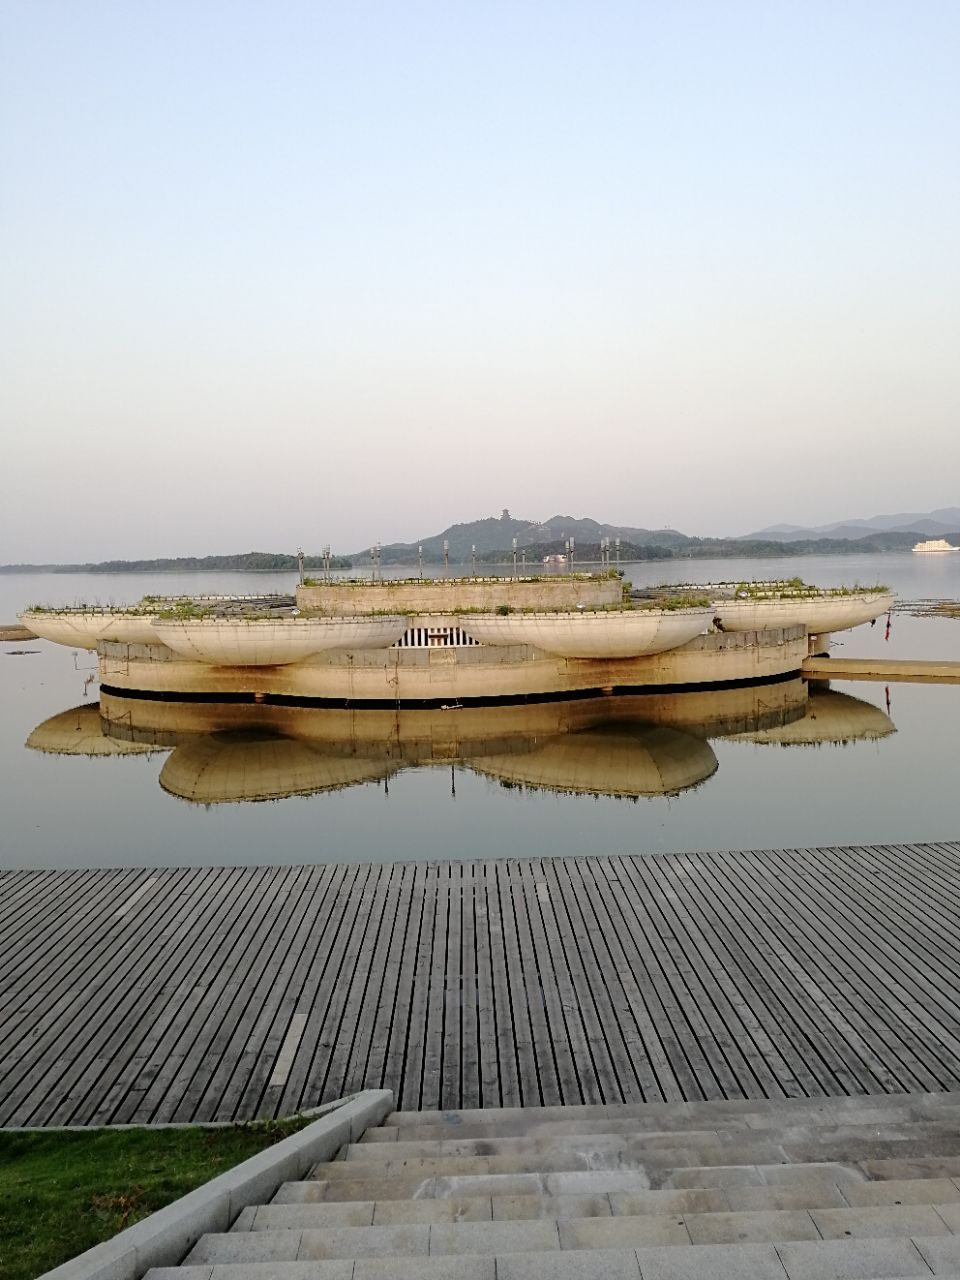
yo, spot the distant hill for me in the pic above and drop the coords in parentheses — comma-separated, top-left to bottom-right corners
(347, 510, 688, 564)
(4, 507, 958, 574)
(747, 507, 960, 542)
(0, 551, 351, 574)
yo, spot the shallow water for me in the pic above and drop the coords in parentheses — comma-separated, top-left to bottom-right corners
(1, 555, 958, 870)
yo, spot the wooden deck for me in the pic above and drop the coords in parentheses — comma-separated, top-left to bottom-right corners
(2, 843, 960, 1126)
(803, 656, 960, 682)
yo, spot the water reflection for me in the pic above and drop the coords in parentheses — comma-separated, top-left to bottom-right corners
(26, 704, 160, 758)
(24, 679, 899, 807)
(730, 688, 896, 746)
(472, 725, 718, 799)
(159, 732, 397, 804)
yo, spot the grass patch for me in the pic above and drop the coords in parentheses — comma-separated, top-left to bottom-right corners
(0, 1117, 313, 1280)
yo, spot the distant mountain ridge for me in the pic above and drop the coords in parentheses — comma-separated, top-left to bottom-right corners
(746, 507, 960, 542)
(4, 507, 957, 573)
(348, 511, 689, 563)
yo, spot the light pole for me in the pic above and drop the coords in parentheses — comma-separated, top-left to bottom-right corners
(418, 545, 423, 579)
(512, 536, 518, 577)
(323, 544, 331, 579)
(443, 539, 449, 575)
(569, 536, 575, 571)
(471, 544, 476, 576)
(615, 536, 621, 570)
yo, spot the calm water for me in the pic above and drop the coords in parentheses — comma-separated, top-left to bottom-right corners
(1, 554, 958, 870)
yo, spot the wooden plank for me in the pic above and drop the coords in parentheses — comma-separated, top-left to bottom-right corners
(6, 844, 960, 1124)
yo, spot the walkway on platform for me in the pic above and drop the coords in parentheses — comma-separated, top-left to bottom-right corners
(2, 842, 960, 1127)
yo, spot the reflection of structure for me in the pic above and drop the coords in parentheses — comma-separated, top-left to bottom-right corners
(21, 574, 892, 705)
(25, 680, 896, 806)
(158, 733, 396, 804)
(472, 725, 718, 798)
(26, 705, 158, 757)
(729, 688, 896, 746)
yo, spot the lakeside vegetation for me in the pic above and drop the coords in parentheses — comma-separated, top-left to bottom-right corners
(0, 552, 351, 574)
(0, 1117, 313, 1280)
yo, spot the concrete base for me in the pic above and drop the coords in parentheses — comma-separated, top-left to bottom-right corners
(98, 627, 807, 706)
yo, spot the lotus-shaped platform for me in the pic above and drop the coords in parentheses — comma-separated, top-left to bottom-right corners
(152, 615, 410, 665)
(20, 609, 161, 650)
(713, 592, 893, 635)
(458, 608, 714, 659)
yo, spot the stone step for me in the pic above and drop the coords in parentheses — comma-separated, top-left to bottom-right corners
(310, 1141, 793, 1181)
(385, 1093, 960, 1131)
(311, 1133, 960, 1183)
(145, 1258, 960, 1280)
(271, 1173, 960, 1219)
(169, 1232, 960, 1277)
(280, 1161, 870, 1203)
(367, 1108, 922, 1143)
(184, 1200, 960, 1264)
(378, 1096, 960, 1143)
(346, 1120, 960, 1164)
(237, 1199, 960, 1242)
(254, 1187, 732, 1227)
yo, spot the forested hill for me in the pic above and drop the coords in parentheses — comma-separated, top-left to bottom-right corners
(0, 552, 351, 574)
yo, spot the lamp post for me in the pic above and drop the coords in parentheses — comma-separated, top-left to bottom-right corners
(443, 539, 449, 575)
(569, 536, 575, 572)
(471, 544, 476, 576)
(512, 537, 517, 577)
(615, 536, 621, 570)
(323, 544, 331, 580)
(418, 545, 423, 579)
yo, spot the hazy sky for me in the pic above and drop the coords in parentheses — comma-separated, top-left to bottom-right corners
(2, 1, 958, 560)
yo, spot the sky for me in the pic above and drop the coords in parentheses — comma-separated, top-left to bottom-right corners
(1, 0, 958, 560)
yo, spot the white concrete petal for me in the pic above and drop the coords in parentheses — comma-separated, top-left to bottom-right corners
(458, 609, 714, 658)
(713, 593, 894, 634)
(152, 616, 410, 665)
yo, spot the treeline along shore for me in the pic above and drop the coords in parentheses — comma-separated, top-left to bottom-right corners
(1, 527, 954, 574)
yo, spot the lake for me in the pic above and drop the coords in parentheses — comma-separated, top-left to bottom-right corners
(1, 552, 958, 870)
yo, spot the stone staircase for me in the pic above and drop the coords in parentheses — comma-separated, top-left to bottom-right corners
(146, 1093, 960, 1278)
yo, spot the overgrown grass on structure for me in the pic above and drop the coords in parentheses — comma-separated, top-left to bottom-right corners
(0, 1117, 312, 1280)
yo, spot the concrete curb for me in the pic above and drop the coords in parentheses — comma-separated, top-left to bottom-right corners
(36, 1089, 393, 1280)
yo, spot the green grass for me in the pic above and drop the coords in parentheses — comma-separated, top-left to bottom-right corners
(0, 1117, 313, 1280)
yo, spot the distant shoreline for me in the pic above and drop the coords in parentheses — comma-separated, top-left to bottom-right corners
(0, 545, 933, 575)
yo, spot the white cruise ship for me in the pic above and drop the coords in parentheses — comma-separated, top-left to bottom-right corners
(913, 538, 960, 553)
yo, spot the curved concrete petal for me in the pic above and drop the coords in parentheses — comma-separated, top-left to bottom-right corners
(19, 610, 161, 649)
(152, 615, 410, 665)
(458, 609, 714, 658)
(713, 592, 894, 634)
